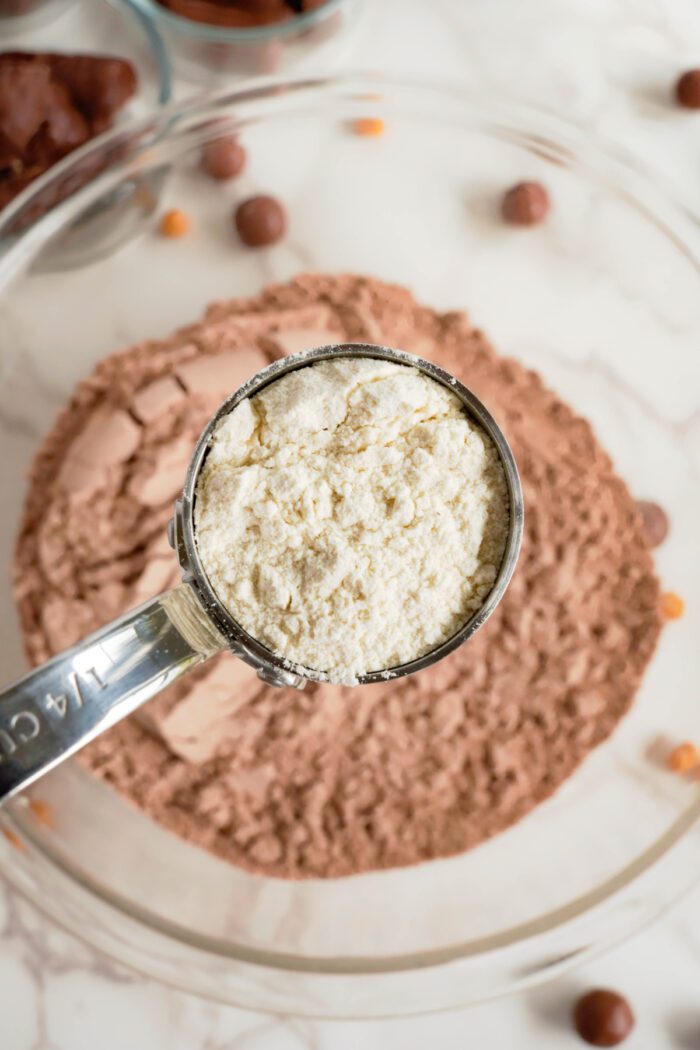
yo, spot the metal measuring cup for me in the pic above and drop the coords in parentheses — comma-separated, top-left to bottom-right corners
(0, 344, 524, 802)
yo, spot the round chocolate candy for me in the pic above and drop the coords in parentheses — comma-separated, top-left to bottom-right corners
(573, 989, 635, 1047)
(200, 137, 247, 181)
(234, 194, 287, 247)
(501, 180, 550, 226)
(636, 500, 669, 547)
(676, 69, 700, 109)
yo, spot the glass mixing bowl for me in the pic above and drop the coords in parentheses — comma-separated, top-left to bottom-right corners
(0, 75, 698, 1018)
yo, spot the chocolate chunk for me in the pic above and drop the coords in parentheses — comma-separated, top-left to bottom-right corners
(0, 52, 136, 138)
(30, 88, 89, 161)
(234, 194, 287, 247)
(675, 69, 700, 109)
(0, 58, 88, 177)
(200, 136, 246, 181)
(42, 54, 137, 127)
(636, 500, 669, 547)
(0, 51, 136, 214)
(501, 181, 550, 226)
(0, 61, 58, 154)
(574, 989, 635, 1047)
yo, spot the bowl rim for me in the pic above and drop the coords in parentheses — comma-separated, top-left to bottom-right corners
(117, 0, 173, 104)
(129, 0, 350, 44)
(181, 342, 524, 686)
(0, 72, 699, 1005)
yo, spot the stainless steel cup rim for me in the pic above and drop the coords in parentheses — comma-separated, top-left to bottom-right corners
(179, 342, 525, 686)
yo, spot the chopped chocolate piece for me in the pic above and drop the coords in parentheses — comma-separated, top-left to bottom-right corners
(0, 50, 137, 213)
(0, 61, 65, 154)
(42, 54, 137, 127)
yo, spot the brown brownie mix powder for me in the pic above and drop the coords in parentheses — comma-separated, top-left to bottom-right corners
(13, 274, 662, 878)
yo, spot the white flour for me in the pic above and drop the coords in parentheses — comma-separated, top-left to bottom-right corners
(194, 357, 509, 684)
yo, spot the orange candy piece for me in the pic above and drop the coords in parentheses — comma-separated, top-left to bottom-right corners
(661, 592, 685, 620)
(667, 742, 700, 774)
(2, 828, 25, 853)
(352, 117, 386, 138)
(28, 798, 54, 827)
(159, 208, 190, 238)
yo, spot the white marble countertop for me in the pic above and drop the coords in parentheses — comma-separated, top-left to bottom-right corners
(3, 0, 700, 1045)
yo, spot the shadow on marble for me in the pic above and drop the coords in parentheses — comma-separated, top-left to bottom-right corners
(463, 182, 503, 235)
(666, 1008, 700, 1050)
(522, 977, 581, 1039)
(630, 79, 678, 117)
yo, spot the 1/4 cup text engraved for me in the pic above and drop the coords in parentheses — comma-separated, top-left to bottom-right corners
(0, 665, 105, 762)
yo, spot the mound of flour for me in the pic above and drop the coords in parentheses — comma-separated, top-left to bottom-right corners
(195, 357, 509, 683)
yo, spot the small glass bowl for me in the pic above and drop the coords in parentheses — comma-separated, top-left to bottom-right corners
(0, 0, 172, 270)
(129, 0, 361, 83)
(0, 75, 699, 1018)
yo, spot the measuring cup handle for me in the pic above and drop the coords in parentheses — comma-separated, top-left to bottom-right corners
(0, 584, 227, 803)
